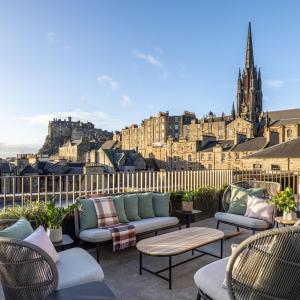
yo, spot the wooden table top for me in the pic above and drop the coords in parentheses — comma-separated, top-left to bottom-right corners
(136, 227, 224, 256)
(275, 216, 300, 225)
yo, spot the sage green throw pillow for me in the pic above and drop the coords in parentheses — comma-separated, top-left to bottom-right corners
(227, 186, 265, 215)
(153, 193, 170, 217)
(0, 217, 34, 239)
(138, 193, 155, 219)
(77, 199, 97, 231)
(113, 195, 129, 223)
(124, 194, 141, 221)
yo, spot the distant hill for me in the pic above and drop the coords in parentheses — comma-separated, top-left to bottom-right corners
(38, 117, 113, 156)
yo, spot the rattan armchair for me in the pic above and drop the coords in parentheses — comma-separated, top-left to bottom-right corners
(194, 225, 300, 300)
(215, 181, 281, 234)
(0, 237, 58, 300)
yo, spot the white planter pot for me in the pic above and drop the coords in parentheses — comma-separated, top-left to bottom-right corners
(283, 211, 296, 221)
(47, 227, 62, 243)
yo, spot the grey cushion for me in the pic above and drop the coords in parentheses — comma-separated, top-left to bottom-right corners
(79, 217, 179, 243)
(138, 193, 155, 219)
(113, 195, 129, 223)
(77, 199, 97, 231)
(153, 193, 170, 217)
(215, 212, 270, 229)
(194, 257, 230, 300)
(0, 217, 33, 239)
(124, 194, 141, 221)
(56, 247, 104, 290)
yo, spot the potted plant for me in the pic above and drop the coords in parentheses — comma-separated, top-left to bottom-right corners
(182, 192, 194, 212)
(271, 187, 296, 221)
(43, 199, 77, 242)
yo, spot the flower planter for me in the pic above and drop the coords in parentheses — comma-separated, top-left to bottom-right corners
(283, 211, 296, 221)
(47, 227, 63, 243)
(182, 201, 193, 212)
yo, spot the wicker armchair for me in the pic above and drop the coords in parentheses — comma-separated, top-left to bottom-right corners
(0, 237, 58, 300)
(194, 226, 300, 300)
(215, 181, 281, 234)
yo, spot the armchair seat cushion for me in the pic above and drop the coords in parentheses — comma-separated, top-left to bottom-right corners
(215, 212, 270, 230)
(194, 257, 229, 300)
(56, 247, 104, 290)
(79, 217, 179, 243)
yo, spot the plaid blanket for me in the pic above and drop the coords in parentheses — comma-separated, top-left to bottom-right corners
(91, 196, 136, 251)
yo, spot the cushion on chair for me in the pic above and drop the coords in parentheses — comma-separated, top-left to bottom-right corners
(112, 195, 129, 223)
(24, 226, 59, 263)
(194, 257, 230, 300)
(56, 247, 104, 290)
(77, 199, 98, 231)
(153, 193, 170, 217)
(227, 186, 265, 215)
(79, 217, 179, 243)
(215, 212, 270, 229)
(124, 194, 141, 221)
(138, 193, 155, 219)
(0, 217, 34, 239)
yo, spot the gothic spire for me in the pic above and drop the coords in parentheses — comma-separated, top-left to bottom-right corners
(231, 102, 236, 119)
(245, 21, 254, 68)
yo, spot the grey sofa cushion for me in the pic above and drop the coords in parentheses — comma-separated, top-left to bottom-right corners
(215, 212, 270, 229)
(79, 217, 179, 243)
(194, 257, 229, 300)
(56, 247, 104, 290)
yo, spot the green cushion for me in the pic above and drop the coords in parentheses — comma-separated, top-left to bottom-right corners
(138, 193, 155, 219)
(153, 193, 170, 217)
(124, 194, 141, 221)
(228, 186, 265, 215)
(113, 195, 129, 223)
(78, 199, 97, 231)
(0, 217, 34, 239)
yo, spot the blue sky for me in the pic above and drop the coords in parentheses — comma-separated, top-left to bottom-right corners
(1, 0, 300, 157)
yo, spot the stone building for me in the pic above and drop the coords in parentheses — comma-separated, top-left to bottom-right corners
(115, 22, 300, 171)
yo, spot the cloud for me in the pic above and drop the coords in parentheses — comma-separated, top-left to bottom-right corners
(47, 32, 58, 44)
(266, 79, 284, 88)
(121, 95, 132, 107)
(97, 75, 119, 90)
(133, 49, 162, 68)
(19, 110, 123, 132)
(0, 143, 40, 158)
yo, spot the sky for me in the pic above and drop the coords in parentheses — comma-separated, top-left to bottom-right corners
(1, 0, 300, 157)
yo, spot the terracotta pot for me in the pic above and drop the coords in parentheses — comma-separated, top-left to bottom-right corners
(47, 227, 63, 243)
(182, 201, 193, 212)
(283, 211, 296, 221)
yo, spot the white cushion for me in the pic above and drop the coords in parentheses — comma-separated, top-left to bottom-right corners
(194, 258, 230, 300)
(24, 226, 59, 263)
(56, 247, 104, 290)
(79, 217, 179, 243)
(245, 195, 274, 224)
(215, 212, 270, 229)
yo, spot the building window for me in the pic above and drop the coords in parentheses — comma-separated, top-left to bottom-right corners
(221, 153, 225, 161)
(208, 154, 212, 161)
(271, 164, 280, 171)
(287, 129, 292, 139)
(253, 164, 262, 169)
(188, 154, 192, 162)
(208, 164, 212, 170)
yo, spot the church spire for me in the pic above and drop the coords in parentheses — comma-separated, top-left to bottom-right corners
(245, 21, 254, 68)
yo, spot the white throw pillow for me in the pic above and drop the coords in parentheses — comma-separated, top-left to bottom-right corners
(244, 195, 274, 224)
(24, 226, 59, 263)
(222, 244, 239, 289)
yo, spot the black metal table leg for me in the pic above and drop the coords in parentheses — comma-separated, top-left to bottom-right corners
(169, 256, 172, 290)
(139, 252, 142, 275)
(186, 214, 190, 228)
(220, 239, 223, 259)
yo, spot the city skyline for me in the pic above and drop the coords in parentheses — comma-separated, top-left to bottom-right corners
(1, 1, 300, 157)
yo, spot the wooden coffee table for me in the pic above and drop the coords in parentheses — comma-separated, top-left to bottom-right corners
(137, 227, 224, 289)
(275, 216, 300, 227)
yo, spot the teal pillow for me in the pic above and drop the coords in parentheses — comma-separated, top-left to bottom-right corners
(138, 193, 155, 219)
(77, 199, 97, 231)
(153, 193, 170, 217)
(0, 217, 33, 239)
(228, 186, 265, 215)
(113, 195, 129, 223)
(124, 194, 141, 221)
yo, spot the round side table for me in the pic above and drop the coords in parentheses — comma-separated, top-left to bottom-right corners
(275, 216, 300, 228)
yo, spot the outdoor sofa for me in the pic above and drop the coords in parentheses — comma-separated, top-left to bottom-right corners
(74, 192, 180, 261)
(215, 180, 281, 234)
(194, 225, 300, 300)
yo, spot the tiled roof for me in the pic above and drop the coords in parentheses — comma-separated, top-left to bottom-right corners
(200, 140, 234, 152)
(231, 137, 267, 152)
(101, 140, 119, 150)
(247, 137, 300, 159)
(268, 108, 300, 121)
(0, 162, 12, 174)
(270, 118, 300, 126)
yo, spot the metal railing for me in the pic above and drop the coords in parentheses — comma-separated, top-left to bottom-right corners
(0, 169, 299, 209)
